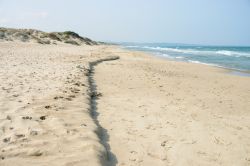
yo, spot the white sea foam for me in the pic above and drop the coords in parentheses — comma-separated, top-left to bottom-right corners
(155, 53, 173, 59)
(125, 46, 140, 48)
(188, 60, 204, 64)
(175, 56, 184, 59)
(141, 46, 250, 58)
(124, 44, 250, 71)
(188, 60, 220, 67)
(216, 50, 233, 56)
(216, 50, 250, 57)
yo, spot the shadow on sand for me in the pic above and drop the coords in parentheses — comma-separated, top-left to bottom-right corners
(87, 57, 119, 166)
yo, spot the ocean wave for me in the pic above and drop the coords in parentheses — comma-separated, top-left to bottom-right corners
(187, 60, 221, 67)
(140, 46, 250, 58)
(142, 46, 184, 53)
(175, 56, 184, 59)
(154, 53, 173, 59)
(216, 50, 233, 56)
(123, 44, 250, 71)
(125, 46, 140, 48)
(216, 50, 250, 57)
(187, 60, 249, 72)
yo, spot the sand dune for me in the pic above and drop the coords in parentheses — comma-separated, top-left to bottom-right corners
(0, 41, 250, 166)
(0, 27, 98, 45)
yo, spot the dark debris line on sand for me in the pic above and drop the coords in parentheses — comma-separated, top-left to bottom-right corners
(87, 56, 119, 166)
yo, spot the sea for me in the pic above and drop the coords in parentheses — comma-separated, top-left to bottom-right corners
(121, 43, 250, 72)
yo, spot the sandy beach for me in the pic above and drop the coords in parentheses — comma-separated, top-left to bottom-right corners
(0, 42, 250, 166)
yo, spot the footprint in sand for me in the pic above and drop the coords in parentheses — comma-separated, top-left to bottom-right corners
(3, 137, 11, 143)
(22, 116, 32, 120)
(44, 105, 51, 109)
(54, 96, 64, 100)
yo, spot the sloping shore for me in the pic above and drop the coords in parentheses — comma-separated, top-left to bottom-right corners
(94, 47, 250, 166)
(0, 42, 250, 166)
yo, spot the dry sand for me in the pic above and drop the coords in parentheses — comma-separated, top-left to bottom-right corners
(94, 47, 250, 166)
(0, 42, 250, 166)
(0, 42, 110, 166)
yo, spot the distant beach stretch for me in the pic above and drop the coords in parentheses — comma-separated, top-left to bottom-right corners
(0, 28, 250, 166)
(124, 43, 250, 72)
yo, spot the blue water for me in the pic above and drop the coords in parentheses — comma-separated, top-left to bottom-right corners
(121, 43, 250, 71)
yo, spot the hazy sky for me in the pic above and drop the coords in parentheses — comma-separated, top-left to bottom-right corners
(0, 0, 250, 46)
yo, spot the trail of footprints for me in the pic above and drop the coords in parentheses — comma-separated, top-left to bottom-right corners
(0, 63, 89, 161)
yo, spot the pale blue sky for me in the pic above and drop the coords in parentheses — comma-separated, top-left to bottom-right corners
(0, 0, 250, 46)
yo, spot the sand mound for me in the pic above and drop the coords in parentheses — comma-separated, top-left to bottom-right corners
(0, 27, 98, 46)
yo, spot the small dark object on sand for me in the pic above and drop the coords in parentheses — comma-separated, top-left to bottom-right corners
(40, 116, 46, 120)
(3, 137, 10, 143)
(22, 116, 32, 120)
(90, 92, 102, 99)
(45, 105, 51, 109)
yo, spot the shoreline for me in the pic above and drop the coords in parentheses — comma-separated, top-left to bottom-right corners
(95, 45, 250, 165)
(0, 42, 250, 166)
(121, 46, 250, 77)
